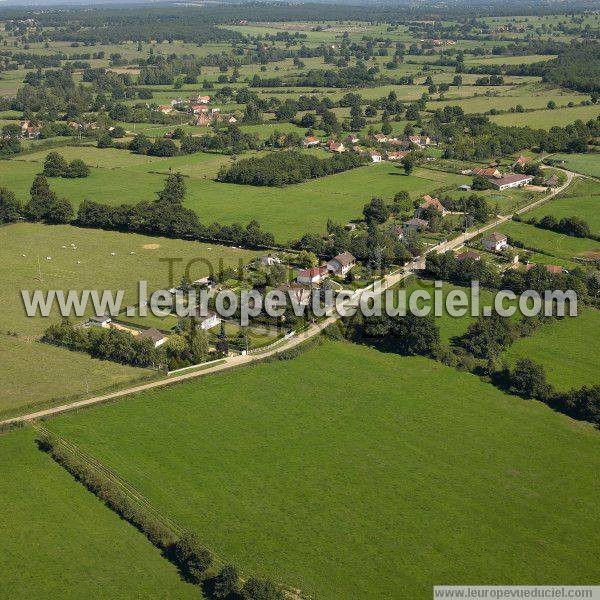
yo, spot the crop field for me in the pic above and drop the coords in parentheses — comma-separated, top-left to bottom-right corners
(496, 219, 600, 267)
(501, 309, 600, 391)
(0, 427, 196, 599)
(45, 340, 600, 599)
(526, 178, 600, 235)
(491, 105, 600, 129)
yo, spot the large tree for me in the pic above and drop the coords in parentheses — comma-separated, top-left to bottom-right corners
(0, 187, 21, 223)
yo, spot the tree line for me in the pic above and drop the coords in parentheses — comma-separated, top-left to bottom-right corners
(218, 150, 367, 187)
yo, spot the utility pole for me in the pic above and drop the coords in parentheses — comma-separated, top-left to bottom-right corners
(36, 256, 43, 282)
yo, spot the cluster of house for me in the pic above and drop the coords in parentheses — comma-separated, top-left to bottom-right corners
(454, 233, 566, 275)
(18, 120, 42, 139)
(304, 132, 431, 164)
(261, 251, 357, 307)
(397, 194, 448, 236)
(156, 94, 238, 127)
(87, 300, 221, 349)
(420, 38, 456, 46)
(461, 156, 558, 191)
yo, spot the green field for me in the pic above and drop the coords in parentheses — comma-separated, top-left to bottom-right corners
(0, 222, 257, 335)
(501, 309, 600, 391)
(549, 154, 600, 178)
(434, 86, 587, 115)
(526, 177, 600, 235)
(0, 427, 196, 599)
(491, 105, 600, 129)
(0, 334, 155, 419)
(46, 341, 600, 599)
(2, 148, 469, 242)
(0, 222, 257, 417)
(496, 219, 600, 267)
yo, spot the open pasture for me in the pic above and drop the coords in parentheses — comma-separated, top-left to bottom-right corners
(501, 309, 600, 392)
(0, 222, 258, 336)
(496, 219, 600, 267)
(0, 427, 196, 598)
(525, 177, 600, 235)
(491, 105, 600, 129)
(2, 147, 469, 241)
(549, 154, 600, 178)
(47, 340, 600, 600)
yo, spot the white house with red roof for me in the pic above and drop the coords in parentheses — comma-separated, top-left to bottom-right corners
(297, 265, 328, 285)
(302, 135, 320, 148)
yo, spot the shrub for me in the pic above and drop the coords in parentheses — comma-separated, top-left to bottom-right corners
(170, 533, 213, 583)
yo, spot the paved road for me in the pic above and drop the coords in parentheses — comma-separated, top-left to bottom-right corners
(1, 169, 577, 426)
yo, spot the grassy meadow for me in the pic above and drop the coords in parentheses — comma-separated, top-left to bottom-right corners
(549, 154, 600, 178)
(2, 147, 470, 242)
(491, 105, 600, 129)
(501, 309, 600, 391)
(0, 427, 197, 599)
(526, 177, 600, 235)
(496, 219, 600, 267)
(45, 340, 600, 599)
(0, 222, 257, 335)
(0, 334, 155, 419)
(0, 222, 256, 416)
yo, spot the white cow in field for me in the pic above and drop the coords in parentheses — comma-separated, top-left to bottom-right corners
(46, 256, 52, 260)
(110, 252, 116, 256)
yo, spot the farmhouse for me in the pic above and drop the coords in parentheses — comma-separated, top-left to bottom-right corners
(372, 134, 388, 143)
(345, 134, 360, 144)
(386, 151, 408, 161)
(369, 151, 382, 163)
(88, 315, 111, 328)
(542, 174, 559, 188)
(326, 140, 345, 153)
(491, 174, 533, 190)
(415, 195, 447, 217)
(138, 328, 167, 348)
(327, 252, 356, 276)
(524, 263, 565, 275)
(482, 232, 508, 252)
(513, 155, 532, 169)
(189, 308, 221, 330)
(455, 250, 481, 262)
(473, 167, 502, 179)
(258, 253, 282, 266)
(302, 135, 320, 147)
(403, 218, 429, 232)
(458, 184, 471, 192)
(190, 95, 211, 104)
(156, 105, 173, 115)
(297, 265, 328, 285)
(191, 104, 209, 114)
(408, 135, 430, 148)
(195, 114, 214, 127)
(19, 120, 41, 139)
